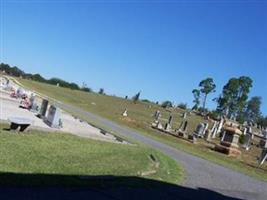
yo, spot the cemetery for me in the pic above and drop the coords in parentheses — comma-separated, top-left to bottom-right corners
(151, 109, 267, 166)
(0, 76, 123, 143)
(17, 77, 267, 183)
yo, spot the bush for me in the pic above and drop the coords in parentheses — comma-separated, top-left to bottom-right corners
(177, 103, 187, 110)
(99, 88, 105, 95)
(161, 101, 173, 108)
(141, 99, 150, 103)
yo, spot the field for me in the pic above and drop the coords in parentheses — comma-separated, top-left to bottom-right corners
(0, 124, 183, 187)
(18, 78, 267, 182)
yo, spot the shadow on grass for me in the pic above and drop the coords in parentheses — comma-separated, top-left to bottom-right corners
(0, 172, 242, 200)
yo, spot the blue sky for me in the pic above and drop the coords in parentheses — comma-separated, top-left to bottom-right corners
(1, 0, 267, 114)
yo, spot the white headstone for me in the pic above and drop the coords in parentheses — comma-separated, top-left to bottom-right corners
(46, 105, 61, 128)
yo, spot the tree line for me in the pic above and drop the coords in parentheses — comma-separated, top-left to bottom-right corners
(0, 63, 93, 92)
(191, 77, 266, 128)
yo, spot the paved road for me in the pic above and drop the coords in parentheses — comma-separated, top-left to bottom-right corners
(54, 102, 267, 200)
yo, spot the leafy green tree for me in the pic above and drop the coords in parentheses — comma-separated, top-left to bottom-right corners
(217, 76, 253, 119)
(257, 116, 267, 129)
(99, 88, 105, 95)
(161, 101, 173, 108)
(192, 89, 200, 110)
(199, 78, 216, 111)
(177, 103, 187, 110)
(245, 96, 262, 122)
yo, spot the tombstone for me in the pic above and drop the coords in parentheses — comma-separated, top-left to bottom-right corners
(242, 132, 252, 151)
(154, 110, 161, 122)
(248, 126, 252, 134)
(258, 148, 267, 166)
(164, 115, 173, 132)
(188, 134, 197, 143)
(211, 121, 219, 138)
(204, 129, 212, 141)
(155, 121, 163, 130)
(262, 130, 267, 138)
(39, 99, 49, 118)
(193, 123, 205, 138)
(215, 126, 242, 157)
(177, 121, 188, 137)
(29, 94, 38, 112)
(203, 123, 209, 135)
(46, 105, 62, 128)
(217, 118, 224, 136)
(182, 112, 187, 119)
(181, 121, 188, 132)
(210, 121, 217, 133)
(259, 130, 267, 148)
(122, 109, 128, 117)
(242, 127, 247, 135)
(258, 138, 267, 166)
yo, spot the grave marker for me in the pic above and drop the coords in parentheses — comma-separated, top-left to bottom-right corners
(46, 105, 62, 128)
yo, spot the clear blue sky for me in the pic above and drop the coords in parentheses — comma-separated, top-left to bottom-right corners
(1, 0, 267, 114)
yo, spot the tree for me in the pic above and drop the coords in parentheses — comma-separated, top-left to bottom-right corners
(99, 88, 105, 95)
(177, 103, 187, 110)
(257, 116, 267, 129)
(192, 89, 200, 110)
(132, 91, 141, 103)
(199, 78, 216, 111)
(216, 76, 253, 119)
(245, 96, 262, 123)
(161, 101, 173, 108)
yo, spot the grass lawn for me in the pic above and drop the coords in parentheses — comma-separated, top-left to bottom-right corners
(17, 78, 267, 182)
(0, 124, 183, 187)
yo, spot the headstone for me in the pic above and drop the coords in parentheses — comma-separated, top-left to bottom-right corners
(193, 123, 205, 138)
(211, 121, 219, 138)
(164, 115, 173, 132)
(210, 121, 217, 133)
(248, 126, 252, 134)
(212, 127, 219, 139)
(182, 112, 187, 119)
(122, 109, 128, 117)
(154, 110, 161, 122)
(46, 105, 61, 128)
(242, 132, 252, 151)
(177, 121, 188, 137)
(204, 129, 212, 141)
(39, 99, 49, 118)
(182, 121, 188, 132)
(243, 127, 247, 135)
(217, 118, 224, 136)
(258, 138, 267, 166)
(188, 134, 197, 143)
(259, 130, 267, 148)
(258, 148, 267, 166)
(156, 122, 163, 130)
(220, 127, 240, 148)
(203, 123, 209, 135)
(215, 126, 242, 157)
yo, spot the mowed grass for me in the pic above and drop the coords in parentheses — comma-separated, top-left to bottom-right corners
(0, 124, 183, 187)
(18, 78, 267, 182)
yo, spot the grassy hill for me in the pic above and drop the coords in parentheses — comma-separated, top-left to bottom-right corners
(17, 78, 267, 182)
(0, 124, 183, 186)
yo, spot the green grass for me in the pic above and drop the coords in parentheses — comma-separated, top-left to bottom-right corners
(0, 124, 183, 187)
(17, 78, 267, 182)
